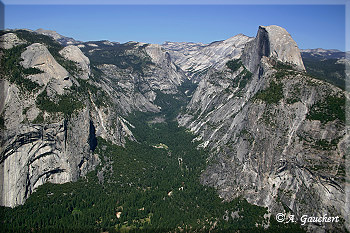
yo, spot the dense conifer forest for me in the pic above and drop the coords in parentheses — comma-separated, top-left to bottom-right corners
(0, 92, 304, 232)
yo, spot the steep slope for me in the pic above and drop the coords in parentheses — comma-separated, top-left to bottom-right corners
(0, 29, 287, 233)
(2, 110, 288, 232)
(178, 25, 348, 232)
(241, 25, 305, 72)
(59, 45, 91, 80)
(163, 34, 253, 81)
(0, 25, 347, 232)
(78, 41, 188, 114)
(162, 41, 206, 63)
(0, 29, 190, 208)
(0, 30, 135, 207)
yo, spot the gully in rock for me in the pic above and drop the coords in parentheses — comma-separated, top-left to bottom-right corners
(0, 23, 347, 232)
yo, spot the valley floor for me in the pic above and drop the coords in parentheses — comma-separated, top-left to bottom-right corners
(0, 110, 304, 232)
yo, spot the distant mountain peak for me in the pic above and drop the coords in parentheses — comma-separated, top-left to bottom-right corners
(301, 48, 342, 53)
(301, 48, 349, 61)
(35, 28, 63, 40)
(241, 25, 305, 72)
(35, 28, 81, 46)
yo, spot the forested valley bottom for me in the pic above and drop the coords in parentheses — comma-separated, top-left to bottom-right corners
(0, 93, 304, 232)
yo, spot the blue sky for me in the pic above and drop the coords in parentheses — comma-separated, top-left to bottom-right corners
(3, 4, 346, 51)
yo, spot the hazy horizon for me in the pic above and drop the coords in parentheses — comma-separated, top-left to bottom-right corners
(3, 4, 346, 51)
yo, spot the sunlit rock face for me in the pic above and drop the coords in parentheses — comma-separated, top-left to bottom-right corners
(0, 29, 188, 207)
(0, 35, 127, 207)
(0, 25, 347, 232)
(0, 107, 99, 207)
(163, 34, 254, 81)
(20, 43, 72, 95)
(178, 25, 347, 232)
(0, 33, 26, 49)
(241, 25, 305, 73)
(59, 45, 91, 80)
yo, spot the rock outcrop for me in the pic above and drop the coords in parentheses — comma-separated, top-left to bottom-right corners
(0, 106, 99, 207)
(0, 31, 131, 207)
(0, 26, 347, 232)
(59, 45, 91, 80)
(0, 30, 187, 207)
(35, 28, 80, 46)
(144, 43, 185, 93)
(20, 43, 72, 95)
(0, 32, 26, 49)
(178, 25, 347, 232)
(163, 34, 254, 80)
(242, 25, 305, 72)
(78, 41, 187, 114)
(162, 41, 206, 64)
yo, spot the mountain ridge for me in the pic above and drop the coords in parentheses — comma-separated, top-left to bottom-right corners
(0, 25, 348, 232)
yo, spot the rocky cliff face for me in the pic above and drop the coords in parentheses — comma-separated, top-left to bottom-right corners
(21, 43, 72, 95)
(0, 31, 134, 207)
(59, 45, 91, 80)
(0, 32, 26, 49)
(0, 107, 100, 207)
(0, 26, 347, 232)
(178, 25, 348, 232)
(0, 29, 189, 207)
(163, 34, 253, 81)
(78, 41, 187, 114)
(162, 41, 206, 64)
(241, 25, 305, 73)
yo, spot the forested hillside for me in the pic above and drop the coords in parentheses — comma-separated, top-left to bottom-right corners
(0, 95, 303, 232)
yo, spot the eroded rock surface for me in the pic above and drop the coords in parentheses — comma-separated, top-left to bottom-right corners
(0, 26, 347, 232)
(21, 43, 72, 95)
(59, 45, 91, 80)
(0, 33, 26, 49)
(178, 26, 347, 232)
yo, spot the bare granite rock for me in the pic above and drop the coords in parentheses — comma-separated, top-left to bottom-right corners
(0, 100, 100, 207)
(242, 25, 305, 73)
(163, 34, 254, 81)
(35, 28, 80, 46)
(178, 25, 347, 232)
(0, 35, 131, 207)
(20, 43, 72, 95)
(0, 26, 347, 232)
(0, 33, 26, 49)
(263, 25, 305, 70)
(59, 45, 91, 80)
